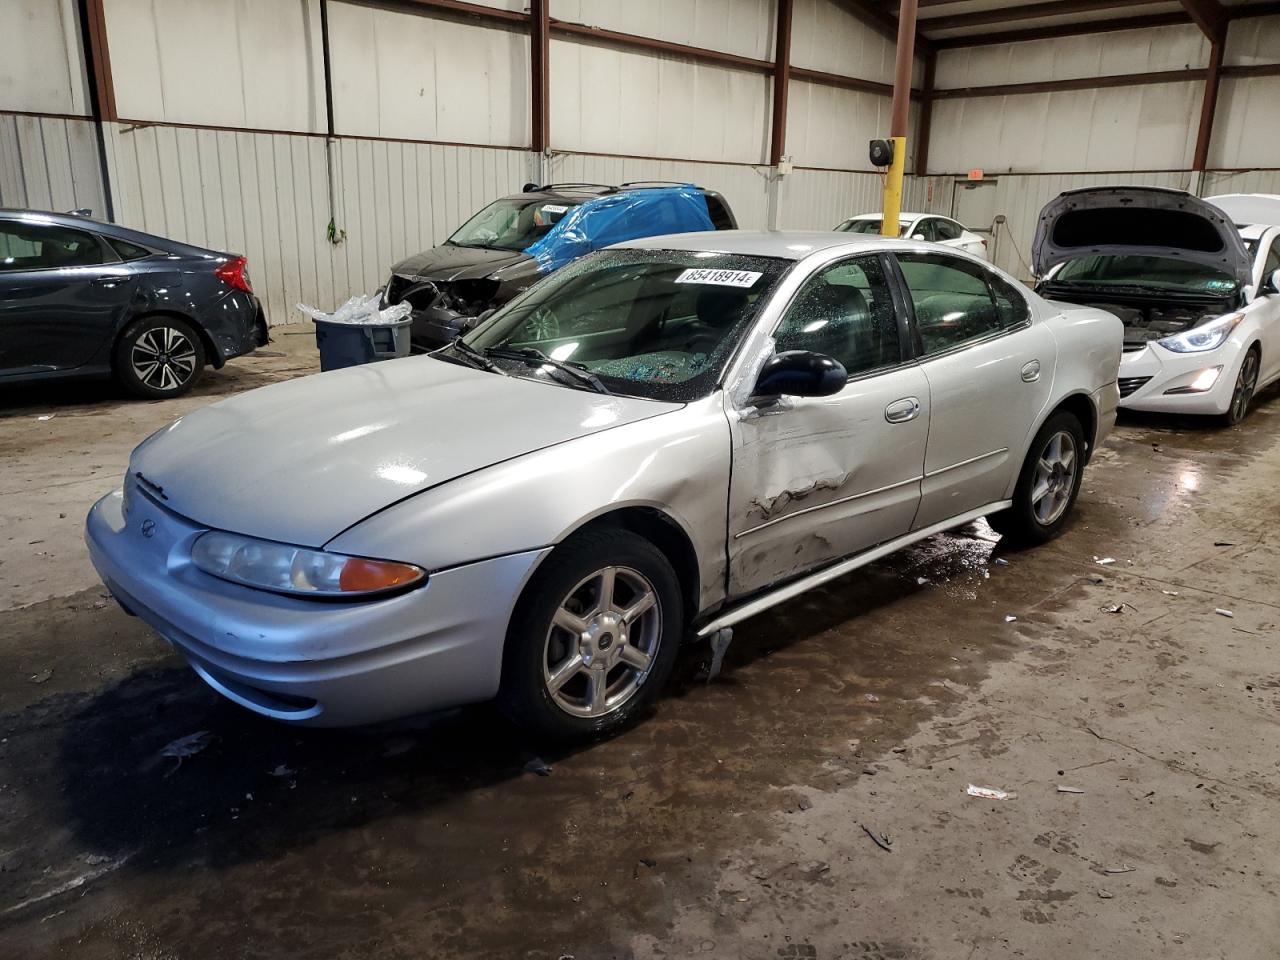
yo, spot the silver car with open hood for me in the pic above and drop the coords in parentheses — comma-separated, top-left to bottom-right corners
(87, 231, 1120, 740)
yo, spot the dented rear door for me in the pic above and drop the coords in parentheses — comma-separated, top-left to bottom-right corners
(725, 253, 928, 598)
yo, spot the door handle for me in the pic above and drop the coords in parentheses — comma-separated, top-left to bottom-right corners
(885, 396, 921, 423)
(1021, 360, 1041, 382)
(91, 276, 131, 288)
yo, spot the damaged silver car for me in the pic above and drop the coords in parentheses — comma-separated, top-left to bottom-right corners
(87, 232, 1121, 741)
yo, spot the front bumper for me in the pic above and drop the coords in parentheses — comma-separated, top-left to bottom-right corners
(85, 487, 549, 726)
(1116, 342, 1238, 416)
(409, 308, 467, 352)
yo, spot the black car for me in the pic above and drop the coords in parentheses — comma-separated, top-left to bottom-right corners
(384, 182, 738, 351)
(0, 209, 268, 399)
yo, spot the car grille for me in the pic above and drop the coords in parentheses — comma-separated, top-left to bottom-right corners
(1118, 376, 1152, 399)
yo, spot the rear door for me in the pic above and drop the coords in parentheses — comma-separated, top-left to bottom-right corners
(727, 253, 928, 596)
(890, 251, 1056, 529)
(0, 218, 136, 375)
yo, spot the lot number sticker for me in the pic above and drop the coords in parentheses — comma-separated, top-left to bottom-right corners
(674, 268, 763, 288)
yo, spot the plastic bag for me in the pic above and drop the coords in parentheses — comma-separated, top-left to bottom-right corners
(296, 292, 412, 325)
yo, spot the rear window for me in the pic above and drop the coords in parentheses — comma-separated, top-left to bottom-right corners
(109, 237, 153, 260)
(703, 193, 736, 230)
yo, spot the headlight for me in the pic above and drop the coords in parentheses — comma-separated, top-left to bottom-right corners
(1157, 313, 1243, 353)
(191, 530, 426, 598)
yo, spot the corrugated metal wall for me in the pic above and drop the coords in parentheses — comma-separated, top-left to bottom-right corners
(0, 114, 106, 215)
(101, 122, 532, 324)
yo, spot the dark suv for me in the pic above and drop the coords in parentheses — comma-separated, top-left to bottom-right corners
(0, 209, 267, 399)
(384, 182, 737, 351)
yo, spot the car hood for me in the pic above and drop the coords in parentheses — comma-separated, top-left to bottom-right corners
(1033, 186, 1252, 285)
(1205, 194, 1280, 229)
(130, 358, 679, 548)
(391, 244, 532, 282)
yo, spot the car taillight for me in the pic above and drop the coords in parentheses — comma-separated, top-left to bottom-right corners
(215, 256, 253, 293)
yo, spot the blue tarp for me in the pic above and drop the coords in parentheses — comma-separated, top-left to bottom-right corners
(523, 184, 715, 273)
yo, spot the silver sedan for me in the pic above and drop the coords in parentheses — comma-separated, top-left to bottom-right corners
(86, 231, 1122, 740)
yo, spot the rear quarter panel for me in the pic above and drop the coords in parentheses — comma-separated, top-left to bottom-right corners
(1037, 296, 1123, 448)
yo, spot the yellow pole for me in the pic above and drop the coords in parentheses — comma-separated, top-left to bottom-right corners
(880, 135, 906, 238)
(881, 0, 917, 239)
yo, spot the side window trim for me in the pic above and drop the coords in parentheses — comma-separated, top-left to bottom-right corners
(0, 221, 119, 272)
(885, 252, 1032, 364)
(768, 252, 912, 384)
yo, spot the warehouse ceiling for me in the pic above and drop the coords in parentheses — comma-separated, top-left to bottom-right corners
(855, 0, 1280, 47)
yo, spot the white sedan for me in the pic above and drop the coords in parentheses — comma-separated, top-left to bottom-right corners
(1034, 187, 1280, 424)
(835, 212, 989, 260)
(87, 232, 1119, 740)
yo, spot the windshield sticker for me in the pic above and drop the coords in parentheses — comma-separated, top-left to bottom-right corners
(540, 204, 568, 215)
(674, 268, 763, 288)
(1205, 279, 1235, 291)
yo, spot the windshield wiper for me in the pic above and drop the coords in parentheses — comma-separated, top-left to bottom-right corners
(449, 337, 506, 375)
(483, 346, 611, 395)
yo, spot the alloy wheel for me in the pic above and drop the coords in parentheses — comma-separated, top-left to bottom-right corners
(131, 325, 198, 393)
(542, 565, 662, 719)
(1030, 430, 1077, 526)
(1230, 351, 1259, 423)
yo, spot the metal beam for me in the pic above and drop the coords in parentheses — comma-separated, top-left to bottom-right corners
(834, 0, 933, 54)
(356, 0, 526, 27)
(769, 0, 794, 167)
(915, 50, 935, 176)
(548, 19, 773, 73)
(1178, 0, 1227, 39)
(531, 0, 550, 153)
(934, 67, 1207, 100)
(78, 0, 117, 122)
(922, 0, 1170, 32)
(318, 0, 336, 136)
(1193, 30, 1225, 171)
(932, 12, 1191, 48)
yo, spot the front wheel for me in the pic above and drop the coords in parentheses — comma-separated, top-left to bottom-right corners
(113, 316, 206, 399)
(986, 411, 1085, 546)
(498, 528, 683, 743)
(1221, 345, 1260, 426)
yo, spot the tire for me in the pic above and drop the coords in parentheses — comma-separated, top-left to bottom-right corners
(498, 527, 683, 743)
(986, 410, 1086, 547)
(1221, 345, 1261, 427)
(113, 315, 206, 399)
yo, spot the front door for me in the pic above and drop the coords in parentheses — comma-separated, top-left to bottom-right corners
(0, 219, 134, 376)
(727, 253, 929, 597)
(890, 251, 1056, 530)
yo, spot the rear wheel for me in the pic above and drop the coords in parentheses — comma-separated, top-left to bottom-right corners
(986, 411, 1085, 546)
(498, 528, 682, 743)
(1222, 345, 1260, 426)
(114, 316, 205, 399)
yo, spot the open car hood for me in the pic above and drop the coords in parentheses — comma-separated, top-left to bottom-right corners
(391, 244, 532, 283)
(1205, 194, 1280, 229)
(1033, 186, 1252, 285)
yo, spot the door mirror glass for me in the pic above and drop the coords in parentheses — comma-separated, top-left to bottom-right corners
(1266, 268, 1280, 295)
(752, 350, 847, 399)
(911, 233, 926, 241)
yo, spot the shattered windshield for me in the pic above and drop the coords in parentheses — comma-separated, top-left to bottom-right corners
(448, 198, 580, 252)
(460, 249, 791, 401)
(1048, 255, 1239, 295)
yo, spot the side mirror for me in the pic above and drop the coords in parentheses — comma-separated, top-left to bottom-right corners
(1264, 269, 1280, 296)
(911, 233, 926, 241)
(752, 351, 847, 400)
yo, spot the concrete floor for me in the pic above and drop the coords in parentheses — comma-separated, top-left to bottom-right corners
(2, 331, 1279, 959)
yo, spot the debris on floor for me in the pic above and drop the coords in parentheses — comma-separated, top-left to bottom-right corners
(159, 731, 214, 776)
(1104, 864, 1136, 874)
(861, 824, 893, 852)
(1094, 556, 1116, 565)
(706, 627, 734, 682)
(1057, 785, 1085, 794)
(1098, 889, 1114, 899)
(268, 764, 296, 778)
(1004, 615, 1018, 623)
(966, 784, 1017, 801)
(27, 669, 52, 684)
(523, 757, 553, 777)
(1213, 540, 1237, 547)
(1214, 608, 1234, 618)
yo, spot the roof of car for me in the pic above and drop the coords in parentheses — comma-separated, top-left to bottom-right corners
(845, 212, 927, 221)
(0, 208, 111, 228)
(0, 208, 227, 258)
(514, 182, 715, 204)
(616, 230, 911, 260)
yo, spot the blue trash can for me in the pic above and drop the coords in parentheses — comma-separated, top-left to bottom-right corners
(314, 316, 413, 371)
